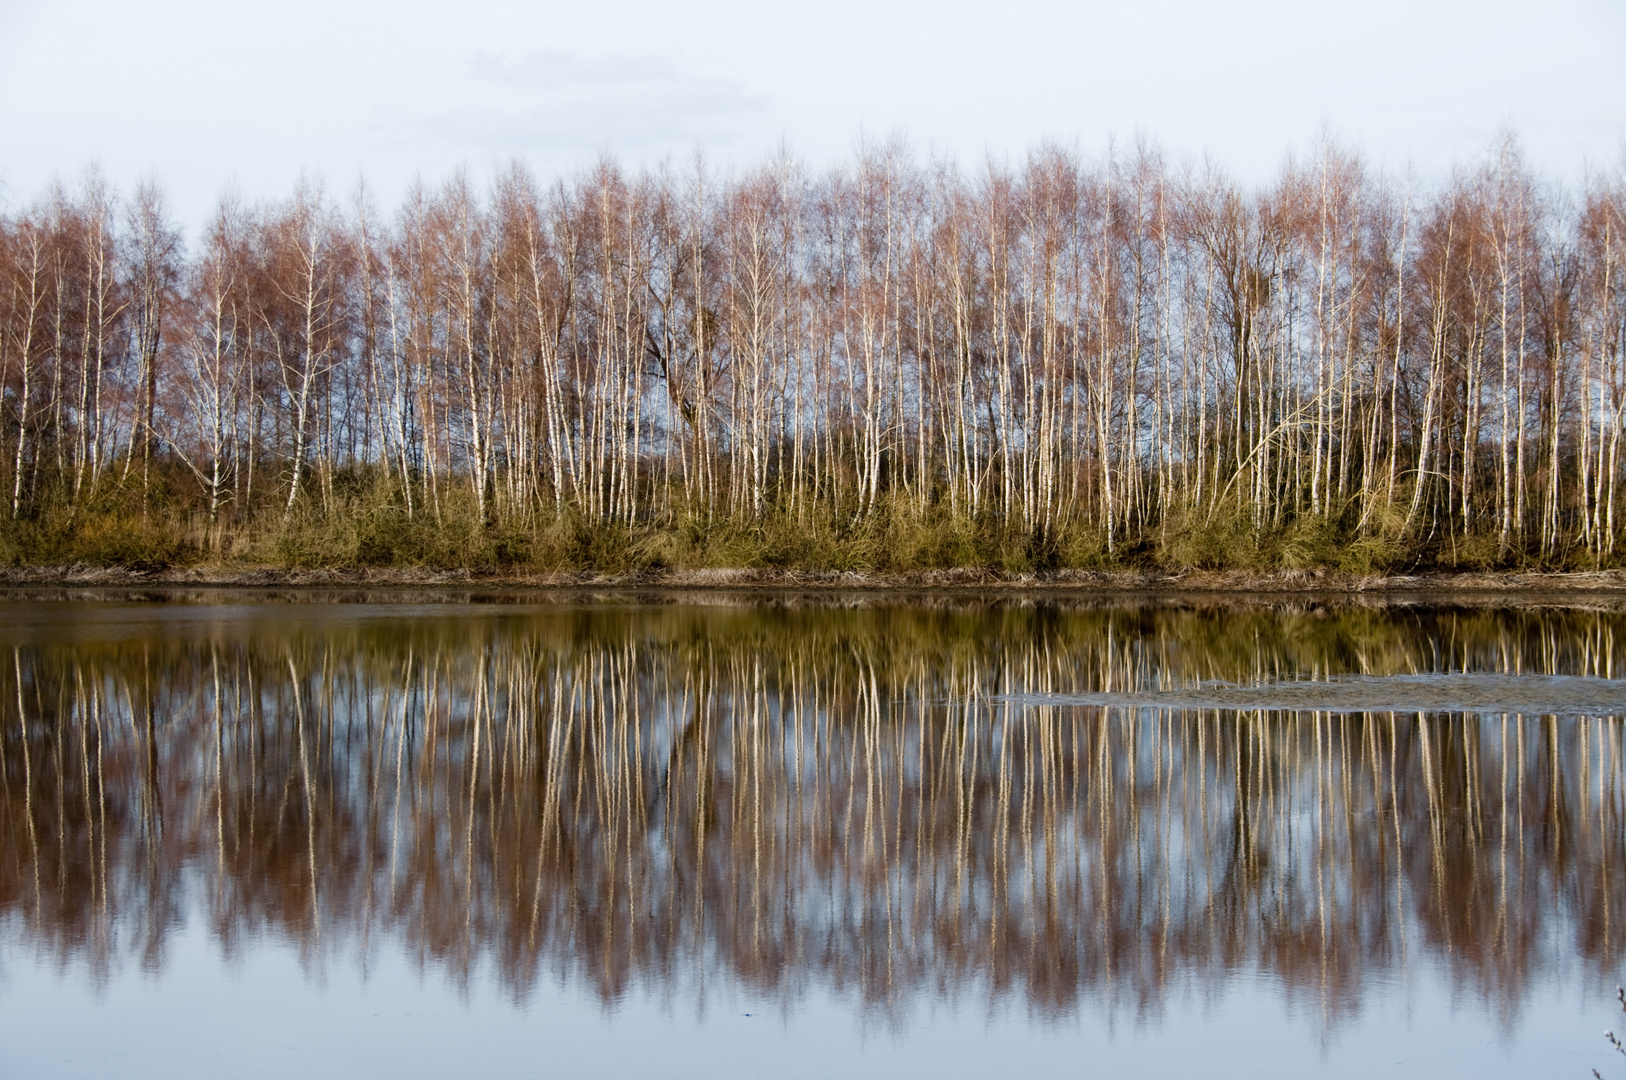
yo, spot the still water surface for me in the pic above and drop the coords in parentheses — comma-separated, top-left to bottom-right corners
(1, 592, 1623, 1078)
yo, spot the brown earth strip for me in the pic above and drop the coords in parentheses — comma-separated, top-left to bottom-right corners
(3, 563, 1626, 594)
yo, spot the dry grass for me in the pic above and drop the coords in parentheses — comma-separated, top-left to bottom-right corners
(1, 469, 1622, 580)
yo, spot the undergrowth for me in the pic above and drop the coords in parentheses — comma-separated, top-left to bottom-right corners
(0, 481, 1619, 575)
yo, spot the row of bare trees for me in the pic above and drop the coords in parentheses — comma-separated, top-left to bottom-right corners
(3, 600, 1623, 1015)
(3, 138, 1625, 564)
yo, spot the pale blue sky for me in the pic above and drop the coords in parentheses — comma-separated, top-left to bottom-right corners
(2, 0, 1623, 228)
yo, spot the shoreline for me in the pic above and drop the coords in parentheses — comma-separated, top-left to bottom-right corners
(2, 564, 1625, 594)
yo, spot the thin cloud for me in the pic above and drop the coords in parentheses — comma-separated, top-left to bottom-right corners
(406, 49, 770, 155)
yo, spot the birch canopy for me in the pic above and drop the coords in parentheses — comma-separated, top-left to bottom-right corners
(1, 138, 1623, 570)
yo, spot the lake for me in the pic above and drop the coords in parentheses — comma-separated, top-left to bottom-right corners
(0, 591, 1622, 1078)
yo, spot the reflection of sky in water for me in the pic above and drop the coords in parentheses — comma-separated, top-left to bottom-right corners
(1, 921, 1613, 1079)
(0, 595, 1621, 1078)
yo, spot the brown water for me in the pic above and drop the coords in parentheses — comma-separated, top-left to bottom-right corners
(1, 592, 1623, 1078)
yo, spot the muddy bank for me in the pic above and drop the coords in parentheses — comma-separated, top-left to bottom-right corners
(2, 563, 1626, 594)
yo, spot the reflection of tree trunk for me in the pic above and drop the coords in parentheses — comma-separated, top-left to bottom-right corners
(1222, 713, 1257, 916)
(13, 650, 42, 919)
(212, 648, 226, 893)
(289, 654, 321, 941)
(1543, 716, 1570, 863)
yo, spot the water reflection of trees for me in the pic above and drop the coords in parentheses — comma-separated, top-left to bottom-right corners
(0, 603, 1622, 1025)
